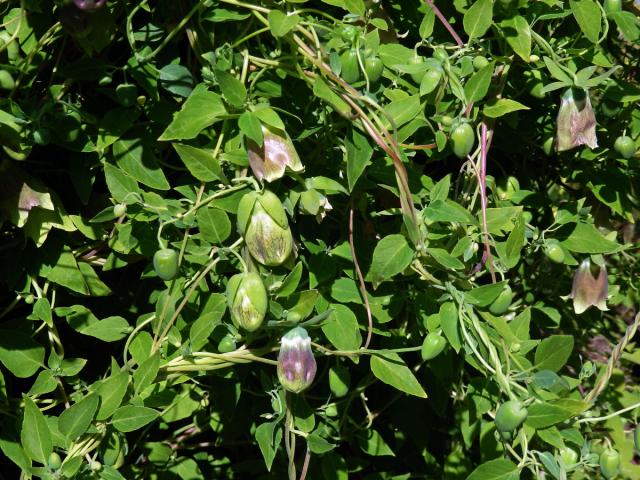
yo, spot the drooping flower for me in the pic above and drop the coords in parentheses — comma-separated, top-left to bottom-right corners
(73, 0, 107, 10)
(226, 272, 268, 332)
(237, 190, 294, 266)
(277, 327, 317, 393)
(247, 125, 303, 183)
(569, 258, 608, 314)
(555, 88, 598, 152)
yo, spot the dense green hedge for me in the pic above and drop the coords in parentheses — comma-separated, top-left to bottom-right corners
(0, 0, 639, 479)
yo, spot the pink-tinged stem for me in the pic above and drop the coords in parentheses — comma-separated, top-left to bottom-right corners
(423, 0, 465, 47)
(479, 123, 496, 283)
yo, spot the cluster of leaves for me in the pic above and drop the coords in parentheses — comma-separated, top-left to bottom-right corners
(0, 0, 639, 479)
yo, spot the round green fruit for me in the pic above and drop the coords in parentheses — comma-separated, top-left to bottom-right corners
(340, 49, 360, 83)
(489, 285, 513, 315)
(450, 123, 475, 159)
(559, 446, 578, 466)
(614, 135, 635, 159)
(340, 25, 359, 43)
(48, 452, 62, 470)
(0, 70, 15, 90)
(495, 400, 528, 432)
(473, 56, 490, 70)
(421, 332, 447, 361)
(364, 56, 384, 83)
(599, 449, 620, 479)
(153, 248, 179, 281)
(544, 243, 565, 264)
(218, 334, 237, 353)
(116, 83, 138, 107)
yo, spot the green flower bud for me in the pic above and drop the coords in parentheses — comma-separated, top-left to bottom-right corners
(226, 272, 268, 332)
(277, 327, 317, 393)
(569, 258, 608, 314)
(237, 190, 294, 266)
(299, 188, 332, 222)
(556, 88, 598, 152)
(247, 124, 303, 183)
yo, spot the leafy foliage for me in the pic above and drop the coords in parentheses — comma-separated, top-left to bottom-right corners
(0, 0, 639, 479)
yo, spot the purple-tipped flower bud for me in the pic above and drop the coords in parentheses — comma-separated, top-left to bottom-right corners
(277, 327, 317, 393)
(237, 190, 294, 266)
(226, 272, 268, 332)
(569, 258, 608, 314)
(73, 0, 107, 10)
(556, 88, 598, 152)
(247, 124, 303, 183)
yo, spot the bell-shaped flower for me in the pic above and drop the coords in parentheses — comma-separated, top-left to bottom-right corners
(247, 125, 303, 183)
(556, 88, 598, 152)
(237, 190, 294, 266)
(226, 271, 268, 332)
(569, 258, 608, 314)
(277, 327, 317, 393)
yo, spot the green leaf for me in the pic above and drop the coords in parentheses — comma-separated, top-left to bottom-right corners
(268, 10, 301, 37)
(113, 139, 170, 190)
(239, 111, 264, 146)
(345, 129, 373, 192)
(383, 95, 422, 129)
(526, 399, 588, 429)
(440, 302, 461, 352)
(197, 206, 231, 244)
(159, 64, 194, 97)
(255, 421, 281, 471)
(158, 85, 227, 141)
(58, 394, 99, 440)
(133, 352, 160, 394)
(502, 216, 525, 269)
(370, 352, 427, 398)
(466, 458, 519, 480)
(0, 329, 45, 378)
(610, 11, 639, 42)
(79, 316, 130, 342)
(464, 63, 494, 103)
(307, 433, 336, 454)
(95, 371, 129, 421)
(367, 234, 414, 288)
(424, 200, 477, 225)
(570, 0, 602, 43)
(483, 99, 530, 118)
(322, 304, 361, 352)
(215, 70, 247, 108)
(560, 223, 620, 253)
(357, 429, 395, 456)
(276, 262, 303, 298)
(534, 335, 574, 372)
(190, 293, 226, 351)
(463, 0, 493, 39)
(97, 108, 139, 151)
(465, 281, 507, 306)
(112, 406, 159, 432)
(173, 143, 226, 182)
(501, 16, 531, 61)
(427, 248, 465, 270)
(21, 395, 52, 464)
(104, 163, 140, 203)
